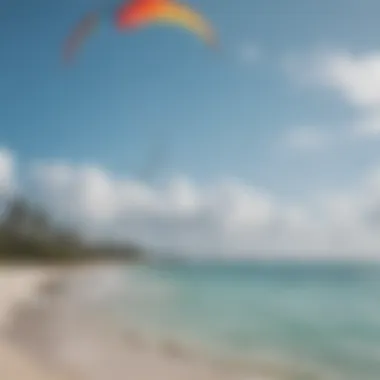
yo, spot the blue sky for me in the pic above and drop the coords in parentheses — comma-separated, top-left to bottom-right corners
(2, 0, 380, 255)
(0, 0, 371, 187)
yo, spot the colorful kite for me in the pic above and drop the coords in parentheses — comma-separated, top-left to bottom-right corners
(63, 0, 217, 62)
(116, 0, 217, 47)
(63, 11, 100, 63)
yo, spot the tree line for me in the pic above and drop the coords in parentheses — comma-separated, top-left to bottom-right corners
(0, 196, 144, 264)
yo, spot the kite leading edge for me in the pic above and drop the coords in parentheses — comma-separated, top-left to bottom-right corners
(63, 0, 217, 62)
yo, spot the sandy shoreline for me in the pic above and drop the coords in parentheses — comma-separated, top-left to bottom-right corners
(0, 267, 229, 380)
(0, 265, 303, 380)
(0, 265, 252, 380)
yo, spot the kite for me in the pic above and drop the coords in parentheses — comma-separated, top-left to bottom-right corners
(116, 0, 217, 47)
(63, 12, 100, 63)
(63, 0, 217, 62)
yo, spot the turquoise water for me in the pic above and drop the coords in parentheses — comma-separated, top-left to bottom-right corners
(96, 261, 380, 379)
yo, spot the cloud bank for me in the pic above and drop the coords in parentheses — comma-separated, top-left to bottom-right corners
(284, 49, 380, 138)
(2, 147, 380, 259)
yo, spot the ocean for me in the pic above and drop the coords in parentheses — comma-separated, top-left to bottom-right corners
(72, 260, 380, 380)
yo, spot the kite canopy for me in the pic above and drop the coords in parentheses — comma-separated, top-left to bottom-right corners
(116, 0, 217, 47)
(63, 0, 217, 62)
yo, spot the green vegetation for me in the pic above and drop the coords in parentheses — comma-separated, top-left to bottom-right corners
(0, 196, 144, 264)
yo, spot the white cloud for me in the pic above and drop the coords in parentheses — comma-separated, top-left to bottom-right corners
(0, 148, 14, 194)
(285, 49, 380, 137)
(284, 49, 380, 106)
(316, 51, 380, 108)
(281, 126, 330, 151)
(1, 147, 380, 258)
(8, 152, 379, 258)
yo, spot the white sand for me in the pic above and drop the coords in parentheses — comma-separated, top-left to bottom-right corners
(0, 265, 280, 380)
(0, 342, 67, 380)
(0, 266, 66, 380)
(0, 268, 50, 326)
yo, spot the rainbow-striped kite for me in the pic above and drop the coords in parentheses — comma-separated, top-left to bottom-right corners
(63, 0, 217, 62)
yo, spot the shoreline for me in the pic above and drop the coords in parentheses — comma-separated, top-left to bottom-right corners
(1, 264, 236, 380)
(0, 264, 328, 380)
(0, 264, 259, 380)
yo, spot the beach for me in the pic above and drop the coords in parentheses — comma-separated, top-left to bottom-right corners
(0, 265, 254, 380)
(0, 262, 378, 380)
